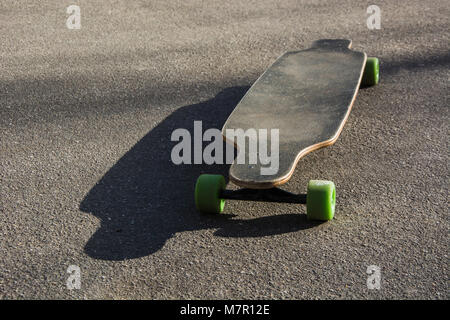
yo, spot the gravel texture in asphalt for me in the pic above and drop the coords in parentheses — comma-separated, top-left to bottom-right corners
(0, 0, 448, 299)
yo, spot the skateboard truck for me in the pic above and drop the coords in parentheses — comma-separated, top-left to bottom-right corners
(220, 188, 307, 204)
(195, 174, 336, 221)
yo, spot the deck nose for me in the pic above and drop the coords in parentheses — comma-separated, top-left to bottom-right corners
(311, 39, 352, 49)
(229, 156, 293, 189)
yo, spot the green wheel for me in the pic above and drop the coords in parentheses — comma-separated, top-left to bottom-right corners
(361, 57, 379, 87)
(195, 174, 226, 214)
(306, 180, 336, 221)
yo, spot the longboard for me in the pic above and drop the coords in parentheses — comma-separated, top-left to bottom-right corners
(222, 39, 368, 189)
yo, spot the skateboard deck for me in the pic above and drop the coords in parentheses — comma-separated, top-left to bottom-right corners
(222, 39, 367, 189)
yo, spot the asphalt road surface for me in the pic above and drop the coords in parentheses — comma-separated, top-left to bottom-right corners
(1, 0, 448, 299)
